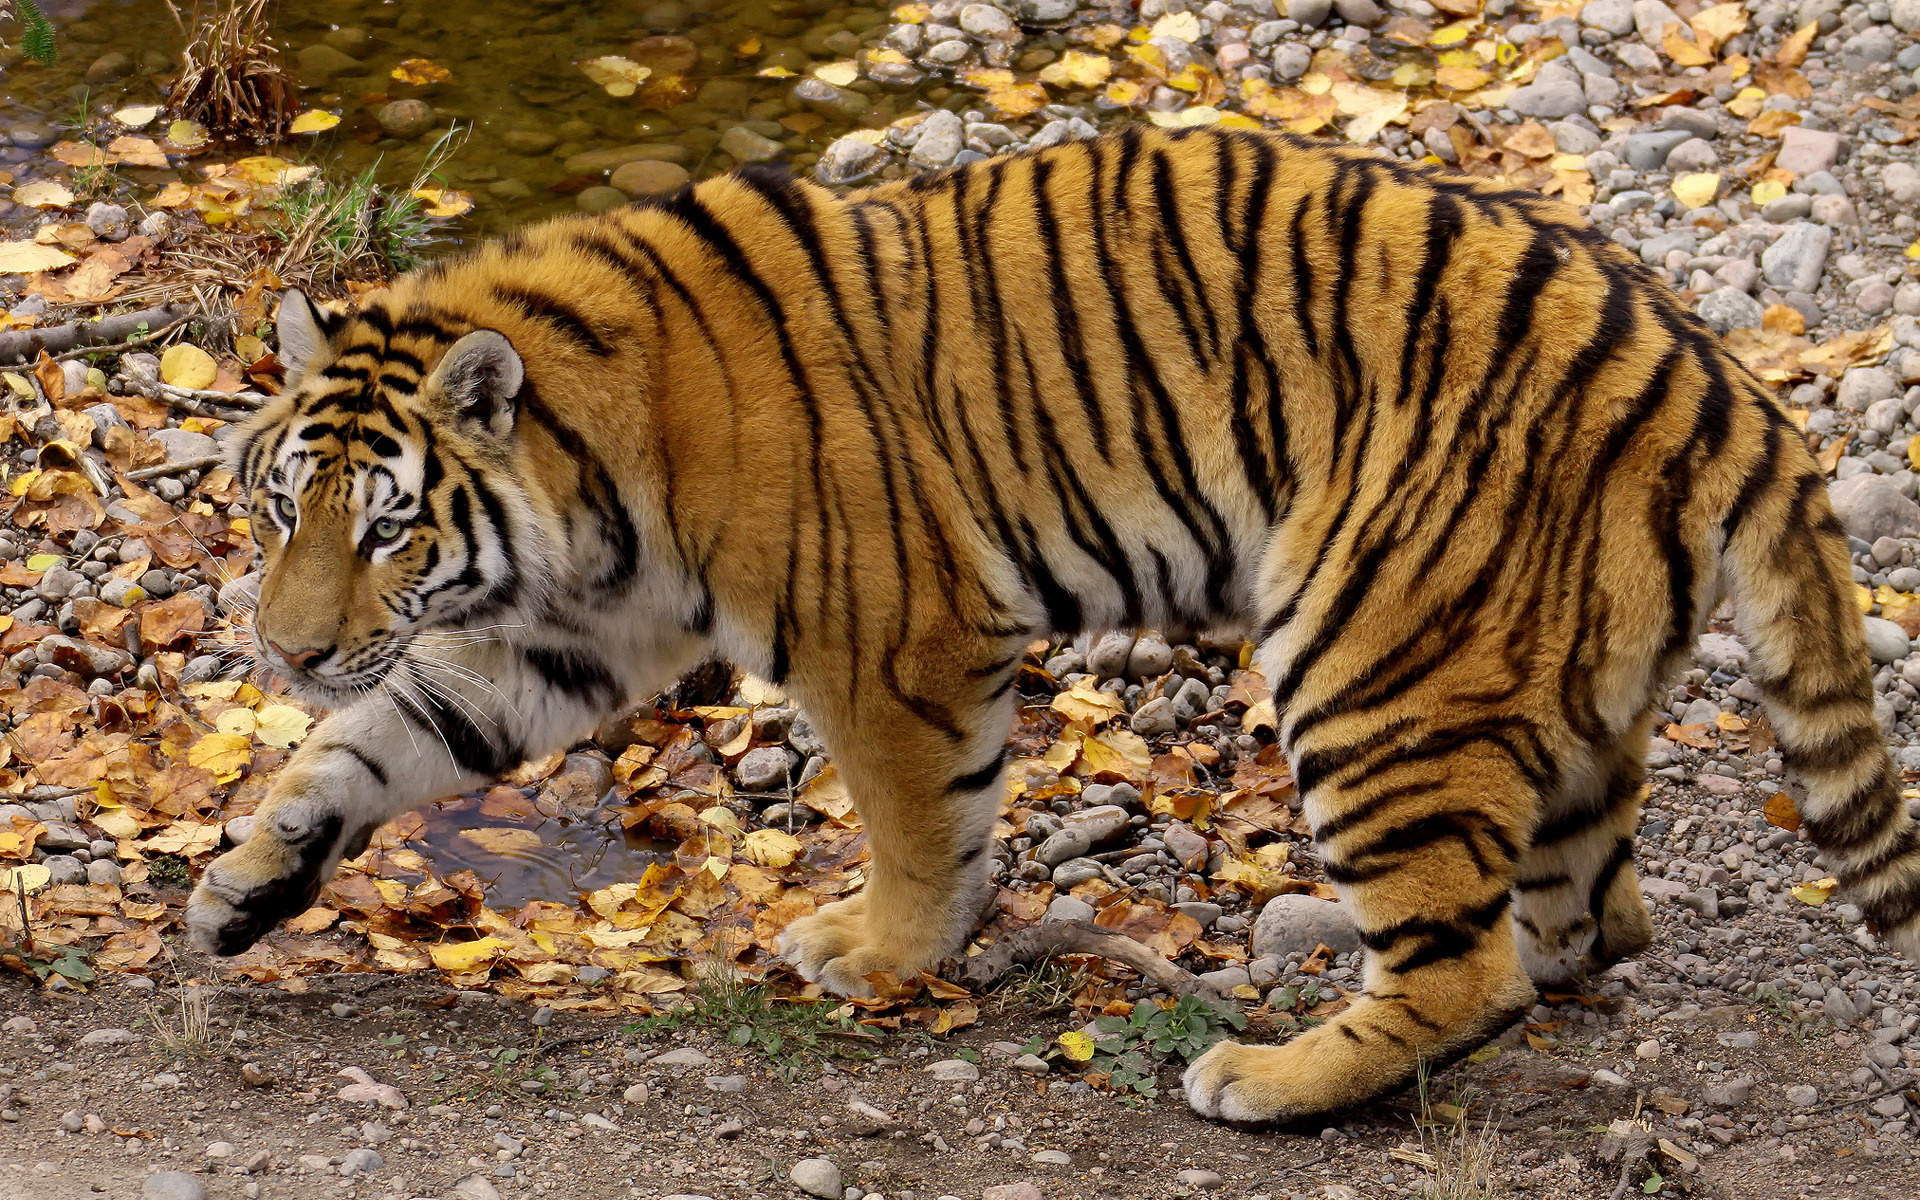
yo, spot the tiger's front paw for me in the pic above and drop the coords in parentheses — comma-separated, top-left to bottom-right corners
(1183, 1040, 1312, 1125)
(186, 801, 369, 957)
(777, 896, 944, 997)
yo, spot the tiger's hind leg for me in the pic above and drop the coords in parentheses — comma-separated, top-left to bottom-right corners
(1184, 737, 1539, 1123)
(1513, 714, 1656, 987)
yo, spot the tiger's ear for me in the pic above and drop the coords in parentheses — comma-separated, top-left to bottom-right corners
(274, 289, 340, 386)
(427, 330, 523, 439)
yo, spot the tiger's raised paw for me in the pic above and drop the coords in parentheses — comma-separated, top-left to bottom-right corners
(778, 896, 944, 997)
(186, 802, 372, 957)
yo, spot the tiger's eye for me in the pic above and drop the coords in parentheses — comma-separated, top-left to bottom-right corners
(273, 495, 297, 525)
(372, 517, 404, 542)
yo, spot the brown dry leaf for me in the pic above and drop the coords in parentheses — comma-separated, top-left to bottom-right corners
(1038, 49, 1111, 89)
(1775, 20, 1818, 67)
(1663, 722, 1717, 750)
(1503, 121, 1556, 159)
(1764, 791, 1802, 832)
(1748, 108, 1801, 137)
(48, 141, 115, 168)
(1689, 4, 1748, 54)
(1763, 303, 1806, 335)
(139, 593, 205, 653)
(960, 68, 1049, 119)
(105, 136, 169, 168)
(459, 827, 543, 854)
(185, 735, 250, 784)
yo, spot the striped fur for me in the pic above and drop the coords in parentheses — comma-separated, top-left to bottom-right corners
(184, 128, 1920, 1124)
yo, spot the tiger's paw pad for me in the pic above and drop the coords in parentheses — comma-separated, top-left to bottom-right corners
(185, 806, 361, 957)
(1182, 1041, 1307, 1126)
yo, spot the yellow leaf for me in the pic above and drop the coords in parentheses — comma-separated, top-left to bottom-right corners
(13, 181, 75, 209)
(164, 120, 209, 148)
(1429, 20, 1479, 47)
(430, 936, 513, 973)
(1790, 877, 1838, 905)
(1051, 680, 1128, 724)
(1056, 1030, 1096, 1062)
(460, 827, 544, 854)
(289, 110, 341, 134)
(254, 705, 313, 749)
(1726, 86, 1768, 119)
(814, 60, 860, 87)
(93, 810, 141, 841)
(1775, 20, 1818, 67)
(160, 344, 218, 390)
(1689, 3, 1748, 54)
(1671, 172, 1720, 211)
(1907, 240, 1920, 261)
(105, 136, 168, 168)
(24, 553, 62, 573)
(215, 708, 259, 738)
(391, 58, 453, 86)
(893, 2, 930, 21)
(1149, 106, 1222, 128)
(1037, 49, 1112, 89)
(113, 104, 161, 127)
(579, 55, 652, 97)
(1149, 11, 1202, 42)
(741, 828, 802, 868)
(186, 732, 252, 782)
(1751, 179, 1787, 205)
(143, 821, 222, 856)
(412, 187, 474, 218)
(1661, 23, 1714, 67)
(0, 864, 52, 893)
(758, 66, 797, 77)
(702, 854, 730, 880)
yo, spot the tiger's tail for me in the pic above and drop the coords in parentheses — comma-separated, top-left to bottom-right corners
(1724, 449, 1920, 958)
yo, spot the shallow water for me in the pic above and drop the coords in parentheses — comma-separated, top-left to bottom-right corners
(4, 0, 988, 237)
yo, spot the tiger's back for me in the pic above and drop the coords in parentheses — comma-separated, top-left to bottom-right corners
(194, 127, 1920, 1125)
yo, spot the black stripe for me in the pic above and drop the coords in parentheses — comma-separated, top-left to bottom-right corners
(949, 746, 1011, 795)
(491, 284, 614, 357)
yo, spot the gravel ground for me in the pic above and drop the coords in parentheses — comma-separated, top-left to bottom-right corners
(8, 1, 1920, 1198)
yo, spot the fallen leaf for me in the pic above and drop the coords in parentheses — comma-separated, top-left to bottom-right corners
(0, 864, 52, 892)
(1790, 877, 1837, 905)
(1764, 791, 1802, 832)
(1056, 1029, 1096, 1062)
(429, 936, 513, 973)
(814, 60, 860, 87)
(1689, 4, 1748, 54)
(1038, 50, 1112, 89)
(459, 827, 544, 854)
(579, 55, 652, 96)
(164, 120, 209, 149)
(160, 344, 218, 389)
(13, 181, 75, 209)
(741, 828, 802, 868)
(186, 733, 252, 783)
(104, 136, 168, 168)
(289, 110, 341, 134)
(411, 186, 473, 218)
(1671, 172, 1719, 211)
(113, 104, 162, 127)
(391, 58, 452, 86)
(253, 705, 312, 749)
(1776, 20, 1818, 67)
(1661, 23, 1714, 68)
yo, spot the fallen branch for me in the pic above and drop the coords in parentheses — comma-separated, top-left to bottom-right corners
(50, 316, 190, 362)
(949, 918, 1208, 998)
(0, 304, 188, 363)
(127, 454, 224, 481)
(129, 380, 266, 414)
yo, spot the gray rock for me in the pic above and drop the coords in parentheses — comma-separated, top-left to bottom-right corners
(959, 3, 1013, 37)
(1178, 1170, 1227, 1191)
(1035, 827, 1091, 866)
(1130, 696, 1177, 737)
(1785, 1083, 1820, 1108)
(295, 43, 363, 83)
(733, 746, 795, 791)
(719, 126, 783, 164)
(1163, 822, 1210, 871)
(1664, 137, 1717, 171)
(86, 858, 122, 886)
(1509, 80, 1588, 120)
(38, 821, 90, 851)
(1061, 804, 1130, 844)
(7, 122, 54, 150)
(844, 1098, 897, 1136)
(142, 1173, 206, 1200)
(34, 565, 85, 602)
(1049, 858, 1104, 888)
(1691, 632, 1745, 671)
(1550, 120, 1602, 155)
(451, 1178, 503, 1200)
(703, 1074, 748, 1093)
(1761, 222, 1831, 294)
(1126, 633, 1174, 679)
(1842, 28, 1897, 66)
(152, 428, 220, 463)
(1251, 894, 1361, 959)
(1775, 126, 1846, 176)
(609, 160, 690, 197)
(377, 99, 436, 139)
(1044, 894, 1096, 923)
(1013, 0, 1076, 21)
(1696, 287, 1763, 333)
(909, 109, 964, 169)
(1897, 0, 1920, 33)
(1086, 631, 1135, 678)
(84, 202, 130, 241)
(1837, 367, 1898, 413)
(576, 185, 629, 214)
(1582, 0, 1636, 34)
(650, 1047, 711, 1069)
(1624, 130, 1692, 171)
(1703, 1077, 1752, 1108)
(80, 1028, 141, 1046)
(1631, 0, 1688, 48)
(39, 634, 131, 678)
(1863, 617, 1912, 664)
(44, 855, 86, 886)
(1823, 985, 1861, 1026)
(1332, 0, 1385, 25)
(1271, 42, 1313, 79)
(1287, 0, 1334, 26)
(815, 136, 883, 185)
(340, 1148, 385, 1176)
(924, 1058, 980, 1081)
(1175, 901, 1223, 928)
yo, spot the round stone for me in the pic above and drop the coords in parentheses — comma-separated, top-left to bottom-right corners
(609, 159, 690, 197)
(377, 99, 436, 139)
(576, 186, 629, 213)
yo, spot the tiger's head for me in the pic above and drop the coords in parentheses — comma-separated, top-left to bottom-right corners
(232, 289, 540, 705)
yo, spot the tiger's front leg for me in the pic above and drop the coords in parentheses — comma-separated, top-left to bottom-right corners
(777, 666, 1019, 995)
(187, 639, 669, 956)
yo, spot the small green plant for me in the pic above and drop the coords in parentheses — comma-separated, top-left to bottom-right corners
(7, 940, 94, 984)
(1026, 994, 1247, 1100)
(2, 0, 58, 66)
(272, 128, 463, 282)
(625, 979, 878, 1081)
(986, 961, 1087, 1015)
(147, 854, 192, 891)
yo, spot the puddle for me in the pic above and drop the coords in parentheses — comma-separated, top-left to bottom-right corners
(5, 0, 979, 236)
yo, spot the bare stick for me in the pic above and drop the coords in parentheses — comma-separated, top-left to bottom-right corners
(50, 317, 190, 363)
(127, 454, 224, 481)
(948, 918, 1207, 996)
(0, 304, 188, 363)
(129, 381, 266, 412)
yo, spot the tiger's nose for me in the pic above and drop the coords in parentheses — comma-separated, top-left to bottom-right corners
(267, 639, 330, 670)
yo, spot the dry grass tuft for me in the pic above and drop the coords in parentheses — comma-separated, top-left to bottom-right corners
(165, 0, 295, 142)
(1413, 1067, 1509, 1200)
(147, 985, 219, 1062)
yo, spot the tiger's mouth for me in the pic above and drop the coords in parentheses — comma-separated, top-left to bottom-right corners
(253, 633, 404, 709)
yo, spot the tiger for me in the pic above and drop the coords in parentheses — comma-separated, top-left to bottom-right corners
(184, 124, 1920, 1125)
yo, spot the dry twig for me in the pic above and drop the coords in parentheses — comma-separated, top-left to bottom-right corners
(948, 919, 1208, 997)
